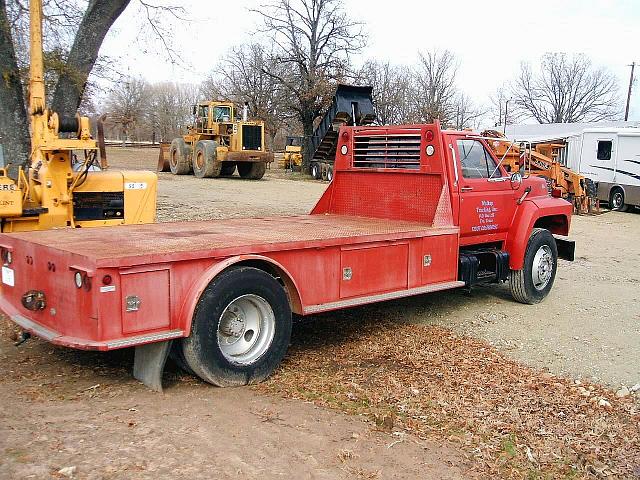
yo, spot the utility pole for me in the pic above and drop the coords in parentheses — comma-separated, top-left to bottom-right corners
(625, 62, 635, 121)
(503, 98, 512, 135)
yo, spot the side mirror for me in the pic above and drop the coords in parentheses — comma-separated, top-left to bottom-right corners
(510, 172, 523, 190)
(192, 105, 197, 116)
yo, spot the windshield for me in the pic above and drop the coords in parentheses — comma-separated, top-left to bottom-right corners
(213, 106, 232, 122)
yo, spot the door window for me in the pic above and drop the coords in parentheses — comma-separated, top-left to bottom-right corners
(597, 140, 612, 160)
(457, 139, 499, 179)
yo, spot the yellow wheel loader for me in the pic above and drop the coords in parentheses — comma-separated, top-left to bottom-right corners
(159, 102, 273, 180)
(280, 136, 303, 170)
(0, 0, 157, 233)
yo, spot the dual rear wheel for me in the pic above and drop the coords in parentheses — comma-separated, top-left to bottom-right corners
(178, 267, 292, 387)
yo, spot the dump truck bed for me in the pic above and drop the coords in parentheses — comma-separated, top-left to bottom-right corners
(9, 214, 451, 268)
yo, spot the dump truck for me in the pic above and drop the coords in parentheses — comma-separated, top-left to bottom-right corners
(0, 121, 574, 391)
(159, 101, 273, 180)
(0, 0, 157, 232)
(310, 84, 376, 181)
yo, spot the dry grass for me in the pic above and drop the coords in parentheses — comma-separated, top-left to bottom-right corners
(256, 312, 640, 479)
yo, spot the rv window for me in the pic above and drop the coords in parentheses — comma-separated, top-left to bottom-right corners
(597, 140, 612, 161)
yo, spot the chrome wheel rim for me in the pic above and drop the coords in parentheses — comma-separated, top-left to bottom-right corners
(532, 245, 554, 290)
(217, 294, 275, 365)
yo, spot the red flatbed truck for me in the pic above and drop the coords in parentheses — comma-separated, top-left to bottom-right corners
(0, 122, 575, 390)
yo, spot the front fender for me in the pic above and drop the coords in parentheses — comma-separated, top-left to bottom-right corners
(505, 198, 572, 270)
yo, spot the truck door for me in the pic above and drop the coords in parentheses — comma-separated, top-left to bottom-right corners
(452, 137, 517, 242)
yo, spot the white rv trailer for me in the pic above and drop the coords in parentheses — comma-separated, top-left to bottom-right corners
(563, 128, 640, 211)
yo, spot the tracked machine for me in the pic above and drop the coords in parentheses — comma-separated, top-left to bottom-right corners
(0, 0, 157, 233)
(159, 102, 273, 180)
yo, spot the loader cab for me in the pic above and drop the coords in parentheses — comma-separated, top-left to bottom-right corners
(193, 102, 235, 132)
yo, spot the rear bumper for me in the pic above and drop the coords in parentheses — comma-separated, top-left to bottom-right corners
(4, 304, 184, 351)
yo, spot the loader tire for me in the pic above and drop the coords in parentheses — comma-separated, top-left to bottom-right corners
(220, 161, 236, 176)
(509, 228, 558, 305)
(238, 162, 266, 180)
(193, 140, 221, 178)
(169, 138, 192, 175)
(181, 267, 292, 387)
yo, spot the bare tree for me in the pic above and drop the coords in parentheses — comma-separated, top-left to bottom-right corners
(253, 0, 366, 170)
(0, 0, 184, 168)
(412, 50, 459, 125)
(512, 53, 621, 123)
(357, 60, 414, 125)
(452, 93, 485, 130)
(213, 43, 294, 148)
(105, 77, 149, 143)
(147, 82, 199, 142)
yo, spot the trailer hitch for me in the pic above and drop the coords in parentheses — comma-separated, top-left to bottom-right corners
(21, 290, 46, 311)
(14, 331, 31, 346)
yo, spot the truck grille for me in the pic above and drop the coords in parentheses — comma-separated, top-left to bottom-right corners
(73, 191, 124, 220)
(242, 125, 262, 151)
(353, 134, 422, 169)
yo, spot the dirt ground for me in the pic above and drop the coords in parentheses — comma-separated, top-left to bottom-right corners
(1, 147, 638, 479)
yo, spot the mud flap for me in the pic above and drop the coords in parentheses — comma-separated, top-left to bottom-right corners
(554, 235, 575, 261)
(133, 340, 172, 392)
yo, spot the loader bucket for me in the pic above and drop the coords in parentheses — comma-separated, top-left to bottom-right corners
(157, 142, 171, 172)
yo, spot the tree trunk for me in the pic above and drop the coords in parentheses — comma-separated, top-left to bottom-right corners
(51, 0, 131, 119)
(0, 0, 30, 171)
(301, 109, 315, 174)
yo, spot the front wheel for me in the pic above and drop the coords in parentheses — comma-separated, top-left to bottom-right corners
(311, 162, 321, 179)
(509, 228, 558, 304)
(181, 267, 292, 387)
(169, 138, 192, 175)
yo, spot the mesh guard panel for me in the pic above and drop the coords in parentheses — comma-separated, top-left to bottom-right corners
(322, 171, 442, 224)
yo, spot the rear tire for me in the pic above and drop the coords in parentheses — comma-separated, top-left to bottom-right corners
(509, 228, 558, 304)
(327, 165, 334, 182)
(238, 162, 266, 180)
(609, 188, 629, 212)
(220, 162, 236, 176)
(182, 267, 292, 387)
(169, 138, 192, 175)
(193, 140, 220, 178)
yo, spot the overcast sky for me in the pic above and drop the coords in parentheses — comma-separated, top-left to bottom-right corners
(100, 0, 640, 121)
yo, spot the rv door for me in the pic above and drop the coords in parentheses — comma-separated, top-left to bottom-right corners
(583, 133, 616, 184)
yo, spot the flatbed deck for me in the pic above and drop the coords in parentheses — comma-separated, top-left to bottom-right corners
(10, 214, 458, 267)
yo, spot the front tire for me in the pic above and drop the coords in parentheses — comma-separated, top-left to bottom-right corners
(169, 138, 192, 175)
(311, 162, 321, 179)
(509, 228, 558, 304)
(182, 267, 292, 387)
